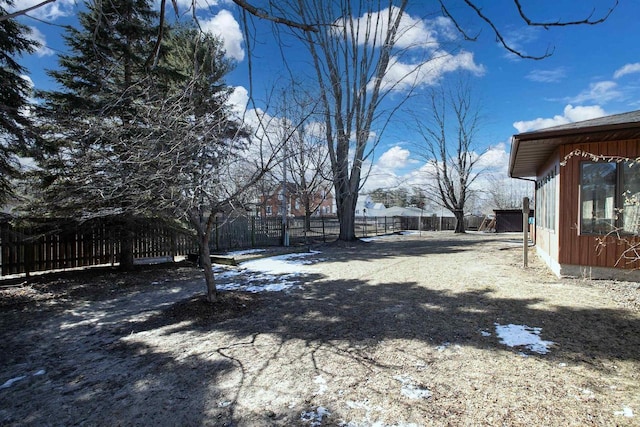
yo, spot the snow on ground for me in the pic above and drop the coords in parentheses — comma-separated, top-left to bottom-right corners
(215, 251, 322, 293)
(300, 406, 331, 426)
(494, 323, 554, 354)
(224, 248, 266, 256)
(0, 370, 46, 390)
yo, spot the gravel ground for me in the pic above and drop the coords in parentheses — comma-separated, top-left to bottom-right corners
(0, 231, 638, 426)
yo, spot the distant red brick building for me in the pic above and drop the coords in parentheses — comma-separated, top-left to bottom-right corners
(258, 183, 334, 217)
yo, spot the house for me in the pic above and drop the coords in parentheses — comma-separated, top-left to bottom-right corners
(258, 183, 334, 218)
(355, 195, 384, 216)
(508, 110, 640, 280)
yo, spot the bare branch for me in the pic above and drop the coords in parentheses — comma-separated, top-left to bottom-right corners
(459, 0, 554, 60)
(0, 0, 56, 22)
(231, 0, 318, 32)
(514, 0, 618, 28)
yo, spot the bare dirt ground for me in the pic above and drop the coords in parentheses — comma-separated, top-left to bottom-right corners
(1, 231, 639, 426)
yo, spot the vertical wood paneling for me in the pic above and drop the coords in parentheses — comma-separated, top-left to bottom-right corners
(556, 139, 640, 270)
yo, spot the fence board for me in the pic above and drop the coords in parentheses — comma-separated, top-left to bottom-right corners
(2, 214, 468, 277)
(0, 219, 197, 277)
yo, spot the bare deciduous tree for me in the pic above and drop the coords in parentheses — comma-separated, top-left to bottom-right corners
(267, 0, 413, 241)
(275, 84, 333, 230)
(486, 174, 534, 210)
(414, 79, 484, 233)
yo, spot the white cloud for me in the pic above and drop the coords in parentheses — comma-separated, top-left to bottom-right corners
(344, 8, 460, 50)
(614, 63, 640, 79)
(20, 74, 34, 89)
(335, 7, 483, 92)
(228, 85, 248, 116)
(501, 26, 540, 60)
(8, 0, 75, 20)
(568, 81, 622, 104)
(26, 26, 54, 57)
(513, 104, 607, 133)
(338, 7, 434, 49)
(525, 67, 566, 83)
(475, 143, 510, 172)
(378, 145, 411, 169)
(360, 145, 415, 191)
(200, 9, 244, 61)
(376, 50, 484, 92)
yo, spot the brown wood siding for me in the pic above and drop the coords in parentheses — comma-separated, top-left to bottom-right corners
(557, 139, 640, 269)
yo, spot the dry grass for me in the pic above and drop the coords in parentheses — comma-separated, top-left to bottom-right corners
(0, 232, 638, 426)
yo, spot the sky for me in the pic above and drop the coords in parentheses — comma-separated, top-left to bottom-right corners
(7, 0, 640, 199)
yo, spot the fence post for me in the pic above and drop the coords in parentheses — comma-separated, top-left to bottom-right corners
(523, 197, 530, 268)
(251, 216, 256, 247)
(215, 216, 220, 252)
(322, 216, 326, 242)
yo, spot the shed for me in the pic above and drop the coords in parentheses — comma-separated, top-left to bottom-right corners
(509, 110, 640, 280)
(494, 209, 534, 233)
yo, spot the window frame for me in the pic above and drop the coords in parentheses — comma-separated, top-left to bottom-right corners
(579, 160, 640, 236)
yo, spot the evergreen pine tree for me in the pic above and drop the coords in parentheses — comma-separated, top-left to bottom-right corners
(0, 0, 38, 206)
(35, 0, 163, 269)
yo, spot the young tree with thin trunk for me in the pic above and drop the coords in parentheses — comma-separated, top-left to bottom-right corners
(127, 27, 284, 303)
(414, 79, 484, 233)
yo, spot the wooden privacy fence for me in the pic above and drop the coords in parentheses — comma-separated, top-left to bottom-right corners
(2, 214, 466, 277)
(0, 219, 197, 277)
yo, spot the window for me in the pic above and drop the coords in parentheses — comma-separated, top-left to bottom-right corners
(266, 205, 272, 215)
(536, 167, 557, 231)
(580, 161, 640, 235)
(622, 162, 640, 234)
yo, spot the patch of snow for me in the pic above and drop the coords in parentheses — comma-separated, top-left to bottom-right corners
(241, 251, 321, 274)
(394, 375, 432, 400)
(436, 342, 450, 352)
(314, 375, 328, 395)
(224, 248, 266, 256)
(494, 323, 554, 354)
(614, 406, 634, 417)
(301, 406, 330, 426)
(216, 251, 322, 293)
(33, 369, 46, 376)
(480, 330, 491, 337)
(0, 375, 26, 389)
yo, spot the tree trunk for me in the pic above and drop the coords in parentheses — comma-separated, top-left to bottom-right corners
(304, 211, 311, 232)
(337, 192, 357, 241)
(189, 211, 217, 303)
(199, 233, 217, 303)
(453, 209, 466, 233)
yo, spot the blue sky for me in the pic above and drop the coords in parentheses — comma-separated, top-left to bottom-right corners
(8, 0, 640, 196)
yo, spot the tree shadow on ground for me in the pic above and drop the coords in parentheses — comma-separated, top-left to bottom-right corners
(126, 259, 639, 367)
(311, 233, 508, 264)
(2, 233, 638, 426)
